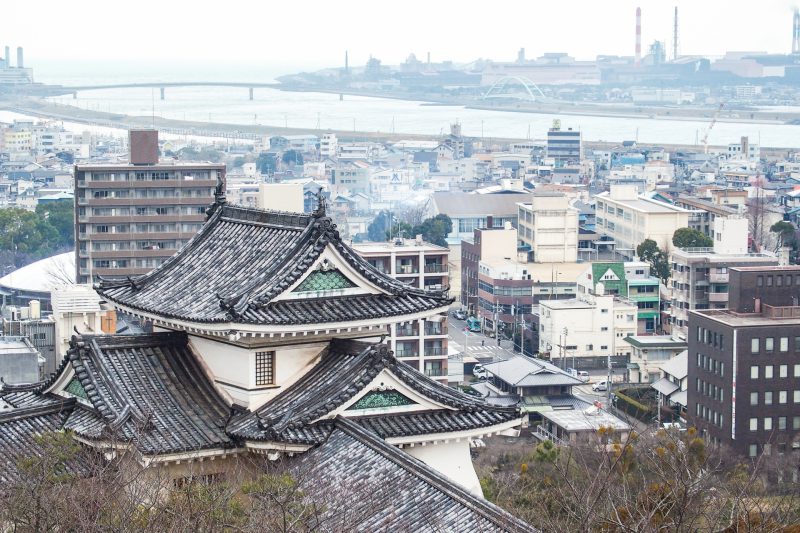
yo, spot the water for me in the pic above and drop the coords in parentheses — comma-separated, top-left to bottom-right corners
(43, 86, 800, 147)
(23, 61, 800, 147)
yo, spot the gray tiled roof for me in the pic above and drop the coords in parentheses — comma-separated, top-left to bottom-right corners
(292, 417, 537, 532)
(484, 355, 583, 388)
(0, 400, 87, 484)
(229, 339, 519, 444)
(65, 333, 234, 455)
(98, 204, 451, 325)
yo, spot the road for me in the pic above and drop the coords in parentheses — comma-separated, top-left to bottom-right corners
(447, 314, 517, 362)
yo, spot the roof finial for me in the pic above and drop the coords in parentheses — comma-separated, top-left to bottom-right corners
(205, 176, 227, 219)
(313, 189, 326, 218)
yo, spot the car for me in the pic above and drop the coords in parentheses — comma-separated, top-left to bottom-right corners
(472, 364, 488, 379)
(592, 380, 609, 392)
(577, 370, 590, 382)
(451, 309, 467, 320)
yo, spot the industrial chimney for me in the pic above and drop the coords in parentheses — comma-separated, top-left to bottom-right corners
(16, 47, 23, 68)
(129, 130, 159, 165)
(635, 7, 642, 67)
(4, 46, 9, 67)
(793, 8, 800, 55)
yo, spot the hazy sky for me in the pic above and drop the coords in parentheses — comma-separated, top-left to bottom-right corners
(4, 0, 799, 72)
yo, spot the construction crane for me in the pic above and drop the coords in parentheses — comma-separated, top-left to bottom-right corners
(702, 102, 725, 154)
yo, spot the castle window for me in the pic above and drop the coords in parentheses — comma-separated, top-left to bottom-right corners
(255, 351, 275, 386)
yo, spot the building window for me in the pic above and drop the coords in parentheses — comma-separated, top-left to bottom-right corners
(795, 364, 800, 377)
(794, 417, 800, 430)
(765, 391, 773, 405)
(765, 365, 774, 379)
(750, 392, 758, 405)
(794, 390, 800, 403)
(765, 337, 774, 352)
(780, 337, 789, 352)
(749, 418, 758, 431)
(748, 444, 758, 457)
(751, 338, 759, 353)
(254, 351, 275, 386)
(779, 390, 788, 404)
(750, 365, 759, 379)
(764, 417, 773, 431)
(780, 365, 788, 378)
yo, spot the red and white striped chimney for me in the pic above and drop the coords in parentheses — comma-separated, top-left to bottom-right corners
(635, 7, 642, 67)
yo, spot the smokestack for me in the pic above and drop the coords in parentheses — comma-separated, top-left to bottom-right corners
(793, 8, 800, 55)
(635, 7, 642, 67)
(427, 51, 430, 65)
(4, 46, 9, 66)
(344, 50, 349, 74)
(16, 46, 23, 69)
(673, 6, 679, 61)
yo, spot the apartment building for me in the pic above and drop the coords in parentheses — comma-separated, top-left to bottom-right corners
(576, 261, 661, 333)
(595, 184, 691, 258)
(669, 217, 778, 336)
(352, 237, 449, 382)
(546, 122, 582, 167)
(74, 130, 225, 284)
(538, 289, 637, 370)
(517, 192, 579, 263)
(461, 224, 518, 314)
(688, 266, 800, 457)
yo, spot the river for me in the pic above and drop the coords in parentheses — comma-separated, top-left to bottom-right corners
(42, 85, 800, 147)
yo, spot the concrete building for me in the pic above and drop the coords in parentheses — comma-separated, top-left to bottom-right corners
(688, 266, 800, 457)
(74, 130, 226, 284)
(0, 336, 41, 384)
(460, 224, 518, 315)
(651, 349, 689, 422)
(517, 193, 579, 263)
(538, 289, 637, 370)
(431, 191, 524, 246)
(319, 133, 338, 159)
(546, 122, 582, 167)
(51, 284, 111, 360)
(352, 238, 449, 382)
(625, 335, 687, 384)
(257, 182, 304, 213)
(576, 262, 661, 333)
(668, 216, 778, 336)
(595, 185, 691, 259)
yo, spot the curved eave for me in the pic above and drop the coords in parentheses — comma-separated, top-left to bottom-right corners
(386, 417, 523, 447)
(108, 301, 452, 338)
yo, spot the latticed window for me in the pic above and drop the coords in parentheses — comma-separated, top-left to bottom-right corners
(255, 351, 275, 386)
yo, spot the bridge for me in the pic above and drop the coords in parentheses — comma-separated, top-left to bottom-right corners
(48, 81, 283, 100)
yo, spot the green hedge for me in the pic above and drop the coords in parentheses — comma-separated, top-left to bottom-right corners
(614, 389, 654, 422)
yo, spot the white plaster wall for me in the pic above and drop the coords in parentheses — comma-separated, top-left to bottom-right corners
(405, 440, 483, 497)
(188, 335, 327, 410)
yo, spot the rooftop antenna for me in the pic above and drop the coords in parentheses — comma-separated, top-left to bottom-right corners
(673, 6, 679, 61)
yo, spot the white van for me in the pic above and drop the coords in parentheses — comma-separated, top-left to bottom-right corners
(577, 371, 590, 382)
(592, 380, 608, 392)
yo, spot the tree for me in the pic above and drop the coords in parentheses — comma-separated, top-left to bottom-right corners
(672, 227, 713, 249)
(770, 221, 797, 253)
(412, 214, 452, 247)
(637, 239, 670, 284)
(256, 152, 277, 175)
(36, 199, 75, 248)
(367, 211, 391, 242)
(281, 150, 304, 166)
(0, 207, 59, 255)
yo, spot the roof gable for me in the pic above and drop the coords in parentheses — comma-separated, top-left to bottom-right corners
(97, 202, 452, 328)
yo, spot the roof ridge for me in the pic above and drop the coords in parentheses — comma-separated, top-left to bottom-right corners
(0, 397, 76, 424)
(333, 417, 537, 533)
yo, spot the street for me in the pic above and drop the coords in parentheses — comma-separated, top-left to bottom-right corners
(447, 314, 517, 362)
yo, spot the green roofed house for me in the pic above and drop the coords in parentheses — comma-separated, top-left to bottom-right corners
(577, 261, 661, 333)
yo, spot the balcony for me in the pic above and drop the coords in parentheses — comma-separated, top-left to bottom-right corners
(708, 292, 728, 303)
(395, 350, 419, 358)
(396, 264, 419, 275)
(424, 263, 447, 274)
(424, 346, 446, 356)
(424, 368, 446, 378)
(424, 324, 446, 336)
(709, 271, 729, 283)
(396, 326, 419, 337)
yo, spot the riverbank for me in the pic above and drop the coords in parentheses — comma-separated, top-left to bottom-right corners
(276, 84, 798, 126)
(0, 95, 794, 157)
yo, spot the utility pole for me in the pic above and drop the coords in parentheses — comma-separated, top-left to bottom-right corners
(494, 301, 500, 347)
(607, 350, 613, 406)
